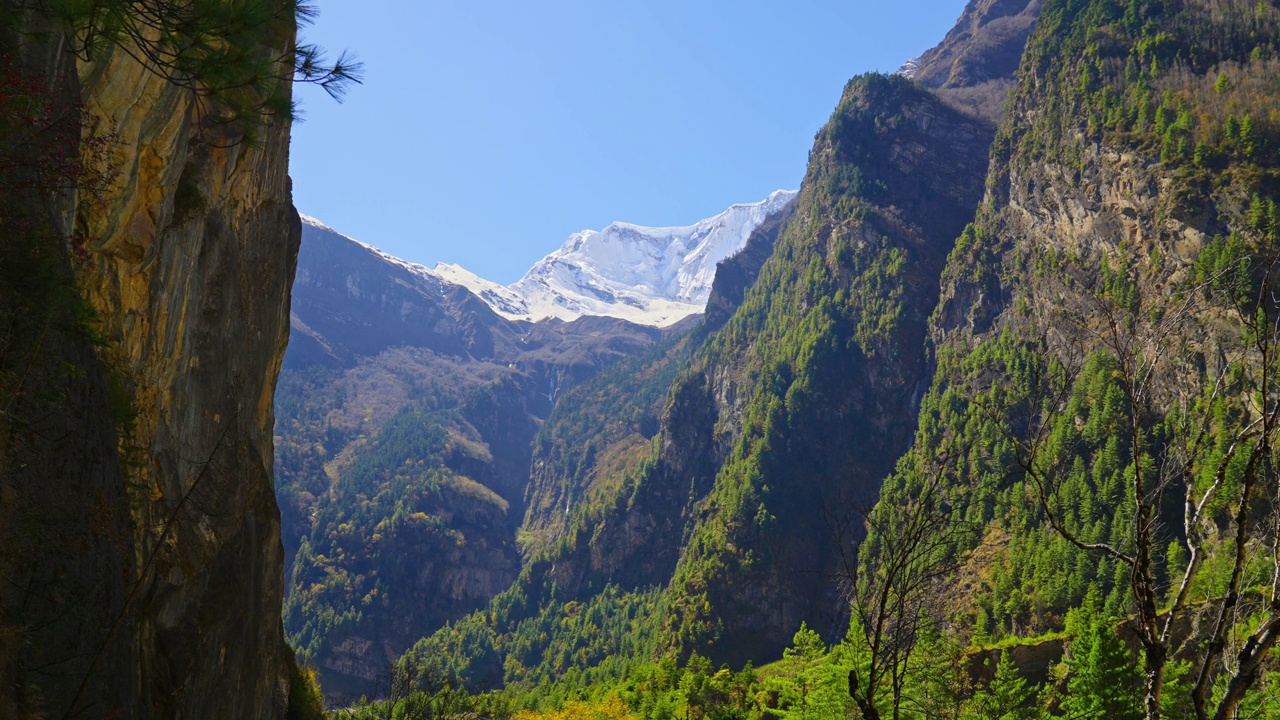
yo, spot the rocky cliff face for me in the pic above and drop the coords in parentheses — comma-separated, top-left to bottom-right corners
(903, 0, 1041, 124)
(0, 6, 299, 719)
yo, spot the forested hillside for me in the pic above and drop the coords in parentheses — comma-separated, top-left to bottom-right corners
(855, 0, 1280, 716)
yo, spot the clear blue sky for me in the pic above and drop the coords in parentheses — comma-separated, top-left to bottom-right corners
(289, 1, 967, 284)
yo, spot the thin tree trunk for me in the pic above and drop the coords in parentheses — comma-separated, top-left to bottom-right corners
(1212, 615, 1280, 720)
(1142, 642, 1166, 720)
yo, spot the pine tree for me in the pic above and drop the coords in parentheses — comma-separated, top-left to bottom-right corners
(1059, 589, 1142, 720)
(774, 623, 826, 719)
(1240, 114, 1259, 159)
(1224, 114, 1241, 142)
(962, 652, 1045, 720)
(1249, 194, 1269, 230)
(908, 625, 967, 720)
(48, 0, 361, 137)
(1214, 71, 1231, 95)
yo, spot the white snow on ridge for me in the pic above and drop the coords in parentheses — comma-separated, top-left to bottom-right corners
(300, 189, 798, 328)
(451, 189, 798, 326)
(300, 213, 442, 287)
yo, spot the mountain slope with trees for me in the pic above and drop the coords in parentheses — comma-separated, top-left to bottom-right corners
(853, 0, 1280, 717)
(276, 219, 707, 692)
(392, 0, 1024, 697)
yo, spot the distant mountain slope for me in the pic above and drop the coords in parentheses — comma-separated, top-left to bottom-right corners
(900, 0, 1041, 124)
(287, 215, 504, 368)
(433, 190, 798, 326)
(275, 212, 721, 695)
(288, 216, 685, 371)
(401, 70, 1002, 695)
(279, 218, 679, 690)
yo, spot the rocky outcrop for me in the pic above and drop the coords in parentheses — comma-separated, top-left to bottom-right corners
(909, 0, 1040, 90)
(0, 6, 300, 719)
(905, 0, 1041, 124)
(83, 44, 298, 720)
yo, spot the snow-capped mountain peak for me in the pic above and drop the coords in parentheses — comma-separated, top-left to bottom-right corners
(301, 190, 797, 328)
(467, 189, 797, 326)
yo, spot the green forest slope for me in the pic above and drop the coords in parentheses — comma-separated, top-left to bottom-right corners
(854, 0, 1280, 716)
(396, 70, 998, 697)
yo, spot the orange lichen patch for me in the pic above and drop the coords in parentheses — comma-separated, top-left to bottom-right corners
(120, 209, 155, 259)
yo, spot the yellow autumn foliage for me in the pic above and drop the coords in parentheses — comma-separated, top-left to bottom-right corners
(514, 694, 639, 720)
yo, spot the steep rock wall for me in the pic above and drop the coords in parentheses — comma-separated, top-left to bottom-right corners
(78, 42, 299, 720)
(0, 6, 300, 719)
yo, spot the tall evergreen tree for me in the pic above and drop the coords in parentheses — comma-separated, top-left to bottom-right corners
(1060, 589, 1142, 720)
(962, 653, 1045, 720)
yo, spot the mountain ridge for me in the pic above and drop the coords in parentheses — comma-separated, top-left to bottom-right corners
(304, 190, 798, 329)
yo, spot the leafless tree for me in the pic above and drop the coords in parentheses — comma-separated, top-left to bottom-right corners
(847, 455, 964, 720)
(1005, 243, 1280, 720)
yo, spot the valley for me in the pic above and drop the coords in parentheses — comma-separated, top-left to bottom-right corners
(5, 0, 1280, 718)
(277, 0, 1280, 717)
(275, 197, 791, 691)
